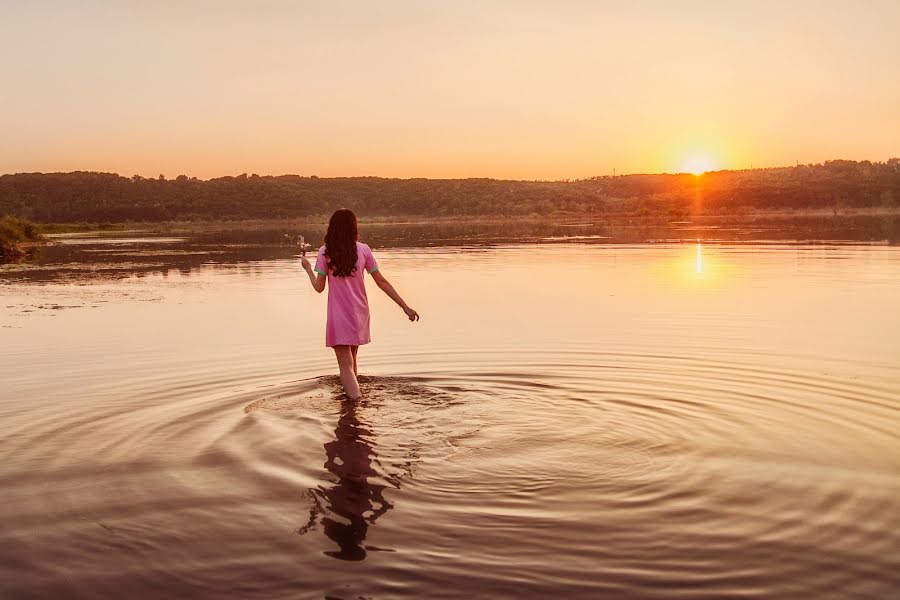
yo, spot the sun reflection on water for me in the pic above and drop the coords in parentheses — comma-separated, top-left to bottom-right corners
(653, 240, 735, 291)
(696, 240, 703, 273)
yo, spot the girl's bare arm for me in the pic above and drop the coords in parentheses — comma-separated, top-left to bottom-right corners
(370, 270, 419, 321)
(300, 257, 326, 293)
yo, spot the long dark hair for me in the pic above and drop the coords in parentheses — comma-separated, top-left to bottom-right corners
(324, 208, 359, 277)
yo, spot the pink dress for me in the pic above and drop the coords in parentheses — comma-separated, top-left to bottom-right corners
(313, 242, 379, 347)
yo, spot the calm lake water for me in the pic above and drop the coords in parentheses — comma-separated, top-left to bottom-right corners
(1, 222, 899, 599)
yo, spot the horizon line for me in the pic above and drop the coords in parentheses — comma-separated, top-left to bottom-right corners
(3, 157, 898, 183)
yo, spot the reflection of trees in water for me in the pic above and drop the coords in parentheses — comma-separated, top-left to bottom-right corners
(5, 216, 897, 283)
(299, 397, 394, 561)
(0, 240, 282, 283)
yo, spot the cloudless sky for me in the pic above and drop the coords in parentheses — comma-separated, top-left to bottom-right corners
(1, 0, 898, 179)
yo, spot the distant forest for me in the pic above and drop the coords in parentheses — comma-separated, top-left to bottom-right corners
(1, 159, 898, 223)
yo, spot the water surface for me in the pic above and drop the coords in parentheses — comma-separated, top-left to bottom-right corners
(1, 226, 898, 598)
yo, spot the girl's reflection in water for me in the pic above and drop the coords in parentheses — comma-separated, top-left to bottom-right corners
(303, 396, 393, 561)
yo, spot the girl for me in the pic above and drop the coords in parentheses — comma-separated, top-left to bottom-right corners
(301, 209, 419, 399)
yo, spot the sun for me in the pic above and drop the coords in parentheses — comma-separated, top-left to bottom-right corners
(681, 156, 715, 176)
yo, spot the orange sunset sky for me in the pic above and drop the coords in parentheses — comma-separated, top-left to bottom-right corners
(2, 0, 898, 180)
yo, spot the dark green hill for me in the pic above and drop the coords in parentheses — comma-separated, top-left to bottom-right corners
(1, 159, 897, 223)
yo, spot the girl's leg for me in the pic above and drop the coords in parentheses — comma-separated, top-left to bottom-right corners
(350, 345, 359, 377)
(333, 345, 361, 399)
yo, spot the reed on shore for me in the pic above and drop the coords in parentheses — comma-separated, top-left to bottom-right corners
(0, 215, 44, 261)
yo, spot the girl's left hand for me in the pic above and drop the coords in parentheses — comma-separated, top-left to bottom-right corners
(300, 257, 311, 271)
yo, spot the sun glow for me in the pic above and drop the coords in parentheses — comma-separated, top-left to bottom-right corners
(681, 156, 716, 176)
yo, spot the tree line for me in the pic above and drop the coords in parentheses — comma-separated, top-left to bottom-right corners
(0, 159, 897, 223)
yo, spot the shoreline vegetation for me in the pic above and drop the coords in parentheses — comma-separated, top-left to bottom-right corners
(1, 160, 897, 226)
(0, 215, 45, 261)
(31, 205, 900, 236)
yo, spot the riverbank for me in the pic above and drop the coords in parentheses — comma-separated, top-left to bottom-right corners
(32, 206, 900, 236)
(0, 216, 46, 262)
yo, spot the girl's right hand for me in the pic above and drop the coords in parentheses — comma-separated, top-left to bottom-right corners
(404, 306, 420, 322)
(300, 256, 311, 271)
